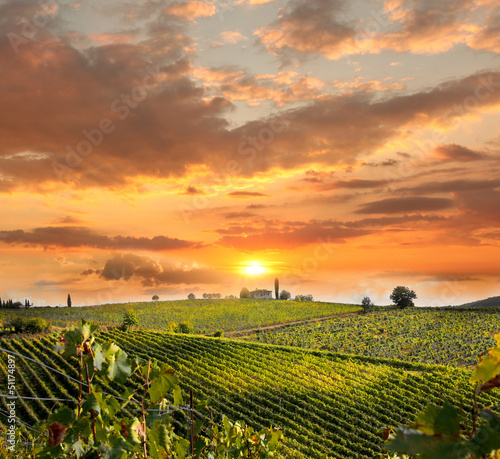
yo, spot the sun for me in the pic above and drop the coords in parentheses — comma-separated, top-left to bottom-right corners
(245, 262, 266, 276)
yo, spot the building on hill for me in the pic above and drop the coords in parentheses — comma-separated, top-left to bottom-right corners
(250, 289, 273, 299)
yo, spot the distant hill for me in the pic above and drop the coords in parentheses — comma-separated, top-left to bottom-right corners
(457, 296, 500, 308)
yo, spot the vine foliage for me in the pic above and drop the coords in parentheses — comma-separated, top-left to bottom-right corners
(1, 320, 283, 458)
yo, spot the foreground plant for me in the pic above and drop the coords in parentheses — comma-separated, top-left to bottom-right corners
(0, 320, 283, 458)
(385, 334, 500, 458)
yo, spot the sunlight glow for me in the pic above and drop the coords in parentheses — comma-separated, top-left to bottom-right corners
(245, 262, 267, 276)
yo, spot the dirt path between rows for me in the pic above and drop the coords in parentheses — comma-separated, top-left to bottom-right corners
(225, 312, 359, 338)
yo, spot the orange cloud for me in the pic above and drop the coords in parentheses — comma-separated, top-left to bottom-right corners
(220, 31, 246, 44)
(165, 1, 216, 20)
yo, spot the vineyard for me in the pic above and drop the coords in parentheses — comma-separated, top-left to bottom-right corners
(1, 331, 500, 458)
(0, 299, 360, 334)
(246, 307, 500, 366)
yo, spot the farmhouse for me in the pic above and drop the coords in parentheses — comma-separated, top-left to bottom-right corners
(249, 289, 273, 299)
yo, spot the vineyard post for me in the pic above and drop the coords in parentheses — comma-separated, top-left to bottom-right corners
(142, 360, 151, 459)
(190, 390, 194, 457)
(85, 362, 97, 442)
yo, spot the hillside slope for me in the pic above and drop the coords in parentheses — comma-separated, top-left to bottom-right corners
(1, 332, 499, 458)
(457, 296, 500, 308)
(246, 308, 500, 366)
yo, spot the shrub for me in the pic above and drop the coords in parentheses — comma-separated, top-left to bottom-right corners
(280, 290, 291, 300)
(25, 317, 50, 334)
(10, 316, 50, 334)
(166, 321, 178, 333)
(361, 296, 374, 314)
(214, 330, 224, 338)
(177, 321, 193, 334)
(121, 309, 139, 331)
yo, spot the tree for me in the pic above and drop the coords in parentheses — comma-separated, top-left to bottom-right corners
(361, 296, 374, 314)
(188, 293, 196, 300)
(240, 287, 250, 299)
(122, 309, 139, 331)
(295, 294, 313, 302)
(275, 278, 279, 300)
(279, 290, 291, 300)
(390, 286, 417, 309)
(152, 295, 159, 301)
(67, 294, 72, 308)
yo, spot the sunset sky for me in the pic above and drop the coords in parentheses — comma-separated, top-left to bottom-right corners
(1, 0, 499, 307)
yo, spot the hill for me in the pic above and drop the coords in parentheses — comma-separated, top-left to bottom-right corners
(1, 331, 499, 458)
(246, 307, 500, 366)
(456, 295, 500, 308)
(0, 299, 360, 333)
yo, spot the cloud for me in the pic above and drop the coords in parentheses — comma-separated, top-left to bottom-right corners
(220, 31, 246, 44)
(96, 253, 226, 286)
(0, 226, 199, 250)
(456, 189, 500, 223)
(217, 220, 370, 250)
(193, 66, 325, 105)
(466, 7, 500, 53)
(227, 191, 269, 198)
(255, 0, 357, 62)
(254, 0, 497, 62)
(165, 1, 216, 20)
(1, 0, 500, 194)
(401, 179, 500, 195)
(356, 197, 454, 214)
(434, 144, 488, 162)
(182, 185, 204, 195)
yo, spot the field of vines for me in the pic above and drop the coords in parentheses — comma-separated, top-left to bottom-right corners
(247, 308, 500, 367)
(1, 331, 499, 458)
(0, 299, 360, 334)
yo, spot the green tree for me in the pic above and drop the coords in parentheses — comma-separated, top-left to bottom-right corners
(279, 290, 291, 300)
(187, 293, 196, 300)
(275, 278, 279, 300)
(122, 309, 140, 331)
(152, 295, 159, 301)
(67, 294, 72, 308)
(390, 286, 416, 309)
(361, 296, 374, 314)
(240, 287, 250, 299)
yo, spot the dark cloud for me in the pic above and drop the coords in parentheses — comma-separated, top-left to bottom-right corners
(256, 0, 356, 63)
(217, 220, 369, 250)
(0, 226, 199, 250)
(434, 144, 488, 162)
(224, 212, 256, 219)
(456, 189, 500, 223)
(182, 185, 204, 195)
(246, 204, 270, 209)
(356, 197, 454, 214)
(97, 253, 226, 286)
(401, 179, 500, 194)
(324, 179, 389, 190)
(227, 191, 269, 198)
(53, 216, 83, 225)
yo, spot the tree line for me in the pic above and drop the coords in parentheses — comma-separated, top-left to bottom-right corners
(0, 298, 32, 309)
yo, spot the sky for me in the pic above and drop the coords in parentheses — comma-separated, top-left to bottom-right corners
(0, 0, 499, 307)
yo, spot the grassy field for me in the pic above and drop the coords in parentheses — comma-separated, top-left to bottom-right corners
(1, 331, 498, 458)
(0, 299, 360, 334)
(245, 307, 500, 366)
